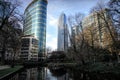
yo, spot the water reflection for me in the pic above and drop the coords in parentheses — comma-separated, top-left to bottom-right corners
(19, 68, 38, 80)
(5, 67, 120, 80)
(48, 67, 69, 80)
(18, 67, 68, 80)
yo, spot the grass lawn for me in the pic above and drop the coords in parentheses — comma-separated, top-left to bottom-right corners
(0, 66, 23, 78)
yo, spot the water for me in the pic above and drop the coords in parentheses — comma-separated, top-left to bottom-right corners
(4, 66, 120, 80)
(6, 67, 70, 80)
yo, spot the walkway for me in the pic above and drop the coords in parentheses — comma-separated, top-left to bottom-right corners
(0, 65, 10, 70)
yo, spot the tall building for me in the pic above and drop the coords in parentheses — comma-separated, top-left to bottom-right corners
(24, 0, 48, 60)
(82, 9, 116, 50)
(57, 13, 68, 51)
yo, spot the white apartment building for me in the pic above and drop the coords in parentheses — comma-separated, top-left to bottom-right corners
(20, 35, 38, 61)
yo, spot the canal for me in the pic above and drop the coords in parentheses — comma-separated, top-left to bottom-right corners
(3, 66, 120, 80)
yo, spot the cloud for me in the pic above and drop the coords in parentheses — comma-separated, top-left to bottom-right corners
(46, 14, 58, 51)
(19, 0, 32, 13)
(47, 14, 58, 28)
(46, 33, 52, 38)
(46, 33, 57, 50)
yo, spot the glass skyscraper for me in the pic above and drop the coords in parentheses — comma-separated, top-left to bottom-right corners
(24, 0, 47, 59)
(58, 13, 68, 51)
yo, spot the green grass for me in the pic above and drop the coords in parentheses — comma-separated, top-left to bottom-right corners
(0, 66, 23, 78)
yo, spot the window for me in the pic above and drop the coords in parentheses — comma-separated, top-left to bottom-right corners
(32, 38, 38, 45)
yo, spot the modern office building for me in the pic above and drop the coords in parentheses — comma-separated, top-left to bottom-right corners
(24, 0, 48, 60)
(20, 35, 38, 61)
(57, 13, 68, 51)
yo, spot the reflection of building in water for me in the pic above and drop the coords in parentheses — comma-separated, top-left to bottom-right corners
(7, 74, 19, 80)
(37, 67, 47, 80)
(46, 67, 70, 80)
(29, 68, 38, 80)
(19, 68, 38, 80)
(19, 67, 47, 80)
(19, 69, 27, 80)
(18, 67, 71, 80)
(57, 73, 69, 80)
(45, 68, 57, 80)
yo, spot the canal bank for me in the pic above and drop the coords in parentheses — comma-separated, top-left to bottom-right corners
(1, 62, 120, 80)
(0, 66, 23, 80)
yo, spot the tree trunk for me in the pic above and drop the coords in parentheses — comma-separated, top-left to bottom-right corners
(1, 43, 6, 65)
(11, 51, 16, 68)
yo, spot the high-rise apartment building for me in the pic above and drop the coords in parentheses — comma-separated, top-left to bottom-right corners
(82, 9, 116, 50)
(24, 0, 48, 60)
(58, 13, 68, 51)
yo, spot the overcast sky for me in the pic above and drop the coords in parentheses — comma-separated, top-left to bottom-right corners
(20, 0, 109, 50)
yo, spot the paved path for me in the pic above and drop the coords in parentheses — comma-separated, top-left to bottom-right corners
(0, 65, 10, 70)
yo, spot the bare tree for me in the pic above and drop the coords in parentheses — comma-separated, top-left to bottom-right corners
(108, 0, 120, 24)
(67, 13, 89, 64)
(90, 2, 119, 62)
(0, 0, 23, 65)
(9, 23, 22, 67)
(108, 0, 120, 45)
(0, 0, 22, 29)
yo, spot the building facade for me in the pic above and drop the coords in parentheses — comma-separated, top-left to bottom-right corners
(57, 13, 68, 51)
(24, 0, 48, 59)
(20, 35, 38, 61)
(82, 9, 116, 50)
